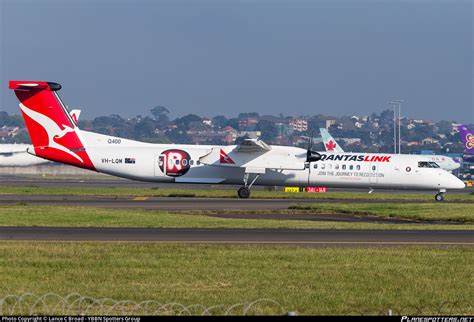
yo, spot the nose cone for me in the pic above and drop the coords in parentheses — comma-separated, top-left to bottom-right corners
(448, 176, 466, 189)
(438, 171, 465, 190)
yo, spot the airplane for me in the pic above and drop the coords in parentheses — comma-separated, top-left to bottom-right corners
(0, 144, 49, 167)
(458, 125, 474, 163)
(319, 128, 460, 171)
(9, 80, 465, 201)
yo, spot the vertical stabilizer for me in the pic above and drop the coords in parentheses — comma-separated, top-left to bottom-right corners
(9, 80, 95, 170)
(458, 125, 474, 156)
(320, 128, 345, 153)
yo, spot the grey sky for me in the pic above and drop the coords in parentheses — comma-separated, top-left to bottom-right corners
(1, 0, 472, 122)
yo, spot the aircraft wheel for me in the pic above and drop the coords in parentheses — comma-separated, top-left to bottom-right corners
(238, 187, 251, 199)
(435, 193, 445, 202)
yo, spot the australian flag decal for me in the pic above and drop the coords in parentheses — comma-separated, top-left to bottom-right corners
(125, 158, 136, 164)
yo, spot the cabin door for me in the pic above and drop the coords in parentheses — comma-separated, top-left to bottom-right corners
(369, 163, 378, 184)
(155, 154, 166, 176)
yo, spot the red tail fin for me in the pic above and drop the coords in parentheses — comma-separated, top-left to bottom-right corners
(9, 80, 95, 170)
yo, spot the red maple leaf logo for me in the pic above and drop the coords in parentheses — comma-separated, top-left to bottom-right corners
(325, 140, 337, 151)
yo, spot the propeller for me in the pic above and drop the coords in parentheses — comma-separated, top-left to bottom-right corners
(306, 133, 321, 163)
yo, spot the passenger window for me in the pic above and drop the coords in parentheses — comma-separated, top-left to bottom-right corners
(182, 159, 188, 166)
(356, 165, 360, 170)
(335, 165, 339, 170)
(190, 160, 194, 165)
(328, 164, 332, 170)
(342, 165, 346, 170)
(349, 165, 353, 170)
(313, 164, 318, 169)
(372, 165, 376, 171)
(175, 160, 180, 165)
(196, 161, 201, 165)
(321, 164, 326, 169)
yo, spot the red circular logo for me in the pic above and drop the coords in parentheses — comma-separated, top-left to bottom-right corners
(159, 149, 191, 177)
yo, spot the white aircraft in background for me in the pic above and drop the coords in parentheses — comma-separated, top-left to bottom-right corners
(319, 128, 460, 171)
(320, 128, 345, 153)
(9, 80, 465, 201)
(0, 144, 49, 167)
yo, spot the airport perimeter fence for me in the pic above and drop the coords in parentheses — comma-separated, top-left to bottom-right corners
(0, 293, 285, 316)
(0, 293, 472, 315)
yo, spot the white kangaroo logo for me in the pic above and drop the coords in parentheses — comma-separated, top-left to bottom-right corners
(19, 103, 84, 163)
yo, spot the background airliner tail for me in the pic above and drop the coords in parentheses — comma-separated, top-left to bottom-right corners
(9, 80, 95, 170)
(458, 125, 474, 156)
(319, 128, 345, 153)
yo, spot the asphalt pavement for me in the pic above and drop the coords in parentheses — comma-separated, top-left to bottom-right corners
(1, 227, 472, 247)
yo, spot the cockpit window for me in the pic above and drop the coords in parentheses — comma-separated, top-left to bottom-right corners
(418, 161, 439, 168)
(429, 162, 440, 168)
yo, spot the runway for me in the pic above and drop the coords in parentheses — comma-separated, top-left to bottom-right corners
(1, 176, 473, 193)
(0, 194, 472, 212)
(1, 227, 472, 247)
(0, 177, 472, 247)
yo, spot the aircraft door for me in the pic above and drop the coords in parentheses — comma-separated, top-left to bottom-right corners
(306, 162, 311, 186)
(155, 155, 166, 176)
(369, 163, 378, 184)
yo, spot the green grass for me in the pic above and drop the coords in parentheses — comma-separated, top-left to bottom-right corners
(1, 185, 474, 202)
(0, 243, 471, 315)
(290, 203, 474, 223)
(0, 204, 473, 230)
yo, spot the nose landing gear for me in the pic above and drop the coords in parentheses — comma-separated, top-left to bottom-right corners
(435, 189, 446, 202)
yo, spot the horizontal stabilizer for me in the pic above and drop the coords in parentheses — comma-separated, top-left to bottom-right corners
(9, 81, 62, 91)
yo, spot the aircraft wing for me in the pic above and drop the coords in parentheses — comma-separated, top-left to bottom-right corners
(199, 139, 305, 171)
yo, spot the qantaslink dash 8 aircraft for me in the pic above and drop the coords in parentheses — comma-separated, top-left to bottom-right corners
(319, 128, 460, 171)
(9, 80, 465, 201)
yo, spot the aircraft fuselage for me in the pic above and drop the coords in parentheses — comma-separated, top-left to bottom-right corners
(75, 131, 464, 191)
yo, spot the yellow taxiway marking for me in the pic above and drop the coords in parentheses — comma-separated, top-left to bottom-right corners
(132, 197, 148, 201)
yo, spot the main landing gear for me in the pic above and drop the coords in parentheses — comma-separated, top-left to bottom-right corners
(237, 187, 251, 199)
(237, 173, 260, 199)
(435, 189, 446, 202)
